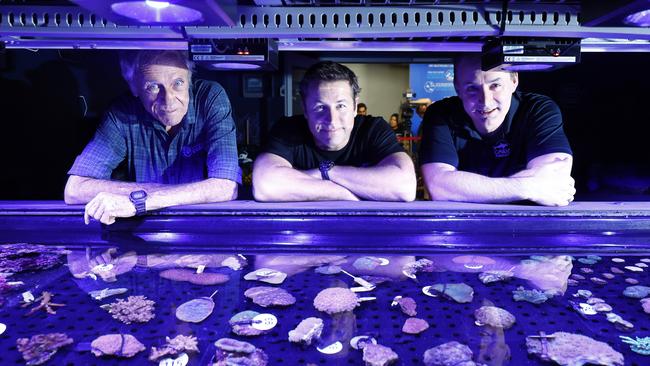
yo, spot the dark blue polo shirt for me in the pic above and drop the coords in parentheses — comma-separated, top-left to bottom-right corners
(68, 79, 241, 184)
(419, 92, 572, 177)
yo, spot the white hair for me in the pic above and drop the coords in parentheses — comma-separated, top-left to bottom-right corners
(119, 50, 194, 95)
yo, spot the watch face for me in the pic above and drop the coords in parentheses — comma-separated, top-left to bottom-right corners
(131, 191, 146, 200)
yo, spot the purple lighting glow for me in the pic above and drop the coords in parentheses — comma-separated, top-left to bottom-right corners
(212, 63, 261, 70)
(624, 9, 650, 27)
(145, 0, 169, 9)
(502, 64, 554, 71)
(111, 1, 202, 23)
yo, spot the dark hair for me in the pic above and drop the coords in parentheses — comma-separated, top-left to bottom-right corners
(299, 61, 361, 102)
(453, 53, 516, 86)
(390, 113, 399, 120)
(357, 103, 367, 111)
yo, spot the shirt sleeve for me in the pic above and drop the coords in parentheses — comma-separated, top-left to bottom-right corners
(366, 117, 405, 164)
(203, 83, 242, 184)
(67, 111, 127, 179)
(525, 97, 573, 162)
(263, 118, 300, 166)
(418, 101, 460, 167)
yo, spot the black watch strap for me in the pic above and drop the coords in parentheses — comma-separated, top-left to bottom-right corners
(319, 160, 335, 180)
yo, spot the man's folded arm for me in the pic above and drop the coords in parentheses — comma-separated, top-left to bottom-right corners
(422, 162, 526, 203)
(327, 152, 416, 202)
(64, 175, 237, 208)
(252, 153, 358, 202)
(422, 152, 574, 206)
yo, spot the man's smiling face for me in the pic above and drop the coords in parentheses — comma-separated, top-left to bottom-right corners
(303, 80, 357, 151)
(454, 56, 518, 135)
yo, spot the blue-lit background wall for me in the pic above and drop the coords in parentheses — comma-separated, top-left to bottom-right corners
(409, 63, 456, 135)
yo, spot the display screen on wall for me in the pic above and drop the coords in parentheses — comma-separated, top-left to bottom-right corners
(409, 63, 456, 134)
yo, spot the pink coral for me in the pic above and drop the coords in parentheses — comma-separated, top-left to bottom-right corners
(91, 334, 145, 358)
(313, 287, 359, 314)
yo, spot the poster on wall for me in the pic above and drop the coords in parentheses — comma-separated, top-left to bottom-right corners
(409, 63, 455, 134)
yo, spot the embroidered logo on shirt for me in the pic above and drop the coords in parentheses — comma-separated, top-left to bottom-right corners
(181, 143, 204, 157)
(493, 140, 511, 158)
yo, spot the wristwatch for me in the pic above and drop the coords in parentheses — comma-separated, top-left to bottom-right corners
(319, 160, 335, 180)
(129, 190, 148, 216)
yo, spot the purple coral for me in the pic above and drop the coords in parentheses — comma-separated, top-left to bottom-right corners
(16, 333, 73, 366)
(288, 317, 323, 345)
(423, 341, 476, 366)
(101, 295, 155, 324)
(474, 306, 516, 329)
(642, 298, 650, 314)
(214, 338, 268, 366)
(396, 297, 417, 316)
(159, 269, 229, 285)
(402, 258, 437, 278)
(244, 286, 296, 307)
(313, 287, 359, 314)
(0, 244, 65, 274)
(149, 334, 199, 361)
(402, 318, 430, 334)
(526, 332, 624, 366)
(362, 343, 399, 366)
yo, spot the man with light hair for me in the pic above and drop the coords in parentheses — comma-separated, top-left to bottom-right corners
(65, 50, 240, 224)
(420, 53, 575, 206)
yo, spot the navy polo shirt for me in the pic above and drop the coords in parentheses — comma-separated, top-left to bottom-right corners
(419, 92, 572, 177)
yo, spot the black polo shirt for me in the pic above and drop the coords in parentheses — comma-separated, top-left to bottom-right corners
(264, 115, 404, 169)
(419, 92, 572, 177)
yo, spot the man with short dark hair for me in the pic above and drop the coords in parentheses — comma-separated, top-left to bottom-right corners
(253, 61, 415, 202)
(356, 103, 367, 116)
(420, 54, 575, 206)
(65, 50, 240, 224)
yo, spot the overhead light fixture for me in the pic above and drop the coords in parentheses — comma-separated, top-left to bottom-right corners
(110, 1, 202, 23)
(70, 0, 236, 26)
(582, 0, 650, 27)
(624, 9, 650, 26)
(482, 38, 581, 72)
(211, 63, 262, 70)
(189, 39, 278, 71)
(145, 0, 170, 9)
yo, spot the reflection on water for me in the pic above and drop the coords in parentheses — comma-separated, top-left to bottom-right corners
(0, 244, 648, 365)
